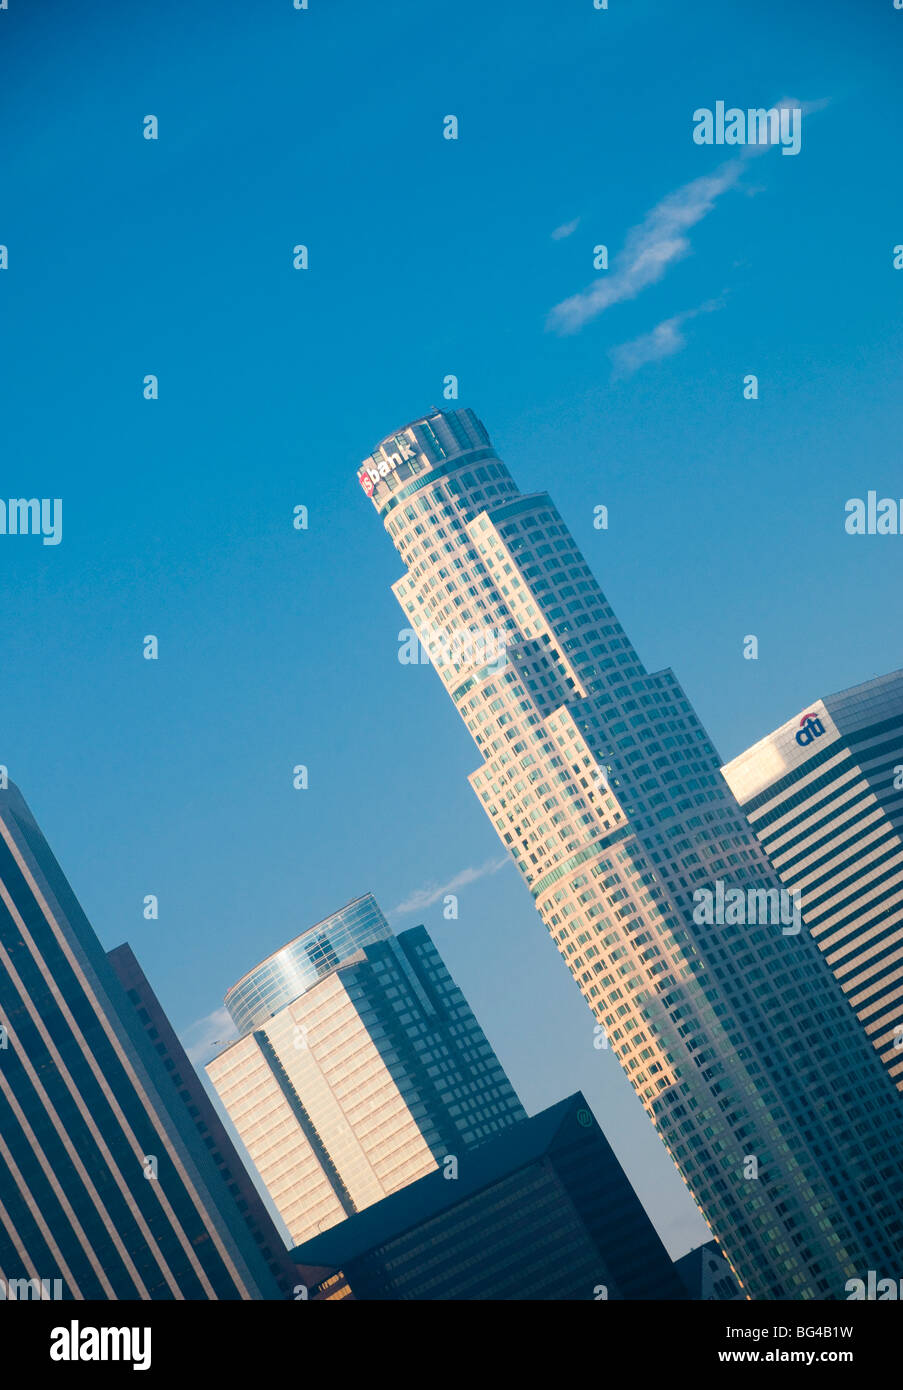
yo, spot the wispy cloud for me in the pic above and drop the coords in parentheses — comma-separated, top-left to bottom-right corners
(389, 856, 510, 917)
(181, 1007, 237, 1064)
(551, 217, 580, 240)
(609, 296, 724, 378)
(547, 161, 744, 335)
(547, 97, 823, 336)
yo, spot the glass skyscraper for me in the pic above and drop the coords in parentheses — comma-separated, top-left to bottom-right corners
(0, 782, 282, 1299)
(207, 903, 526, 1246)
(357, 406, 903, 1300)
(722, 669, 903, 1093)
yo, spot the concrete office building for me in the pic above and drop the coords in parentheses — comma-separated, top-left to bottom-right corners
(356, 405, 903, 1299)
(722, 670, 903, 1092)
(206, 897, 526, 1246)
(292, 1092, 688, 1301)
(0, 783, 282, 1299)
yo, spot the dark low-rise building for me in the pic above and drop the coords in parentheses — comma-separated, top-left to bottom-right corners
(291, 1091, 688, 1300)
(674, 1238, 746, 1301)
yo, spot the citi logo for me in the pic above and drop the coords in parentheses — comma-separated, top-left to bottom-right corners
(795, 713, 825, 748)
(50, 1321, 151, 1370)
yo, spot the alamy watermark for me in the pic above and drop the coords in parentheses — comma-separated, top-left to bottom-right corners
(692, 880, 801, 935)
(50, 1322, 151, 1370)
(846, 1272, 903, 1300)
(398, 622, 508, 673)
(0, 498, 62, 546)
(693, 102, 802, 156)
(844, 492, 903, 535)
(0, 1275, 63, 1299)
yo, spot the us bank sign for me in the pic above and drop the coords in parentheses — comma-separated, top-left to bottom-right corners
(358, 435, 417, 496)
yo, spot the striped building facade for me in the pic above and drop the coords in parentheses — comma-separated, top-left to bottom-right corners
(722, 670, 903, 1091)
(0, 782, 282, 1299)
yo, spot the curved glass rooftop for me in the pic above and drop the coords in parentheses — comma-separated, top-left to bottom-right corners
(224, 893, 392, 1036)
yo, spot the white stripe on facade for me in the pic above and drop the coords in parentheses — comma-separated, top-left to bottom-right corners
(0, 1128, 85, 1298)
(0, 813, 246, 1299)
(0, 1190, 69, 1297)
(784, 814, 890, 891)
(760, 772, 867, 854)
(0, 914, 152, 1296)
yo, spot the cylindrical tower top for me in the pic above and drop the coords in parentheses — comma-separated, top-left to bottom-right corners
(356, 407, 493, 514)
(224, 893, 392, 1036)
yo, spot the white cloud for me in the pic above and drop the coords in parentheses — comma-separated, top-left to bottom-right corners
(389, 856, 510, 917)
(609, 297, 724, 378)
(181, 1006, 237, 1064)
(547, 97, 825, 336)
(547, 161, 744, 335)
(551, 218, 580, 240)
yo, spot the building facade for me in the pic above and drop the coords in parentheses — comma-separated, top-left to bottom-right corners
(292, 1092, 688, 1301)
(108, 942, 334, 1299)
(356, 406, 903, 1300)
(674, 1238, 746, 1301)
(207, 903, 526, 1245)
(223, 893, 393, 1037)
(722, 670, 903, 1093)
(0, 782, 282, 1299)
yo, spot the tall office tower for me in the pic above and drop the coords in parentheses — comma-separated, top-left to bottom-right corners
(0, 783, 282, 1299)
(108, 943, 333, 1299)
(357, 406, 903, 1300)
(291, 1093, 688, 1301)
(206, 896, 526, 1246)
(722, 670, 903, 1093)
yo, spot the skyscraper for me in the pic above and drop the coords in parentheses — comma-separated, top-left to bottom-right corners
(722, 670, 903, 1093)
(357, 406, 903, 1300)
(0, 782, 282, 1299)
(206, 897, 526, 1245)
(291, 1092, 689, 1301)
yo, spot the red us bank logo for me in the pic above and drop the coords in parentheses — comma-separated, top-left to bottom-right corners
(795, 712, 825, 748)
(359, 471, 374, 496)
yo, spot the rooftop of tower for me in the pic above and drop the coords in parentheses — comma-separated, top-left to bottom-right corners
(359, 408, 494, 500)
(373, 406, 446, 444)
(222, 891, 395, 1036)
(223, 891, 389, 997)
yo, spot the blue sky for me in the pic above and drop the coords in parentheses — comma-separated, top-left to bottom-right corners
(2, 0, 901, 1258)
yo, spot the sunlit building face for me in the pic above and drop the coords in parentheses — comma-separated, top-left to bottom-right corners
(357, 406, 903, 1300)
(208, 904, 526, 1246)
